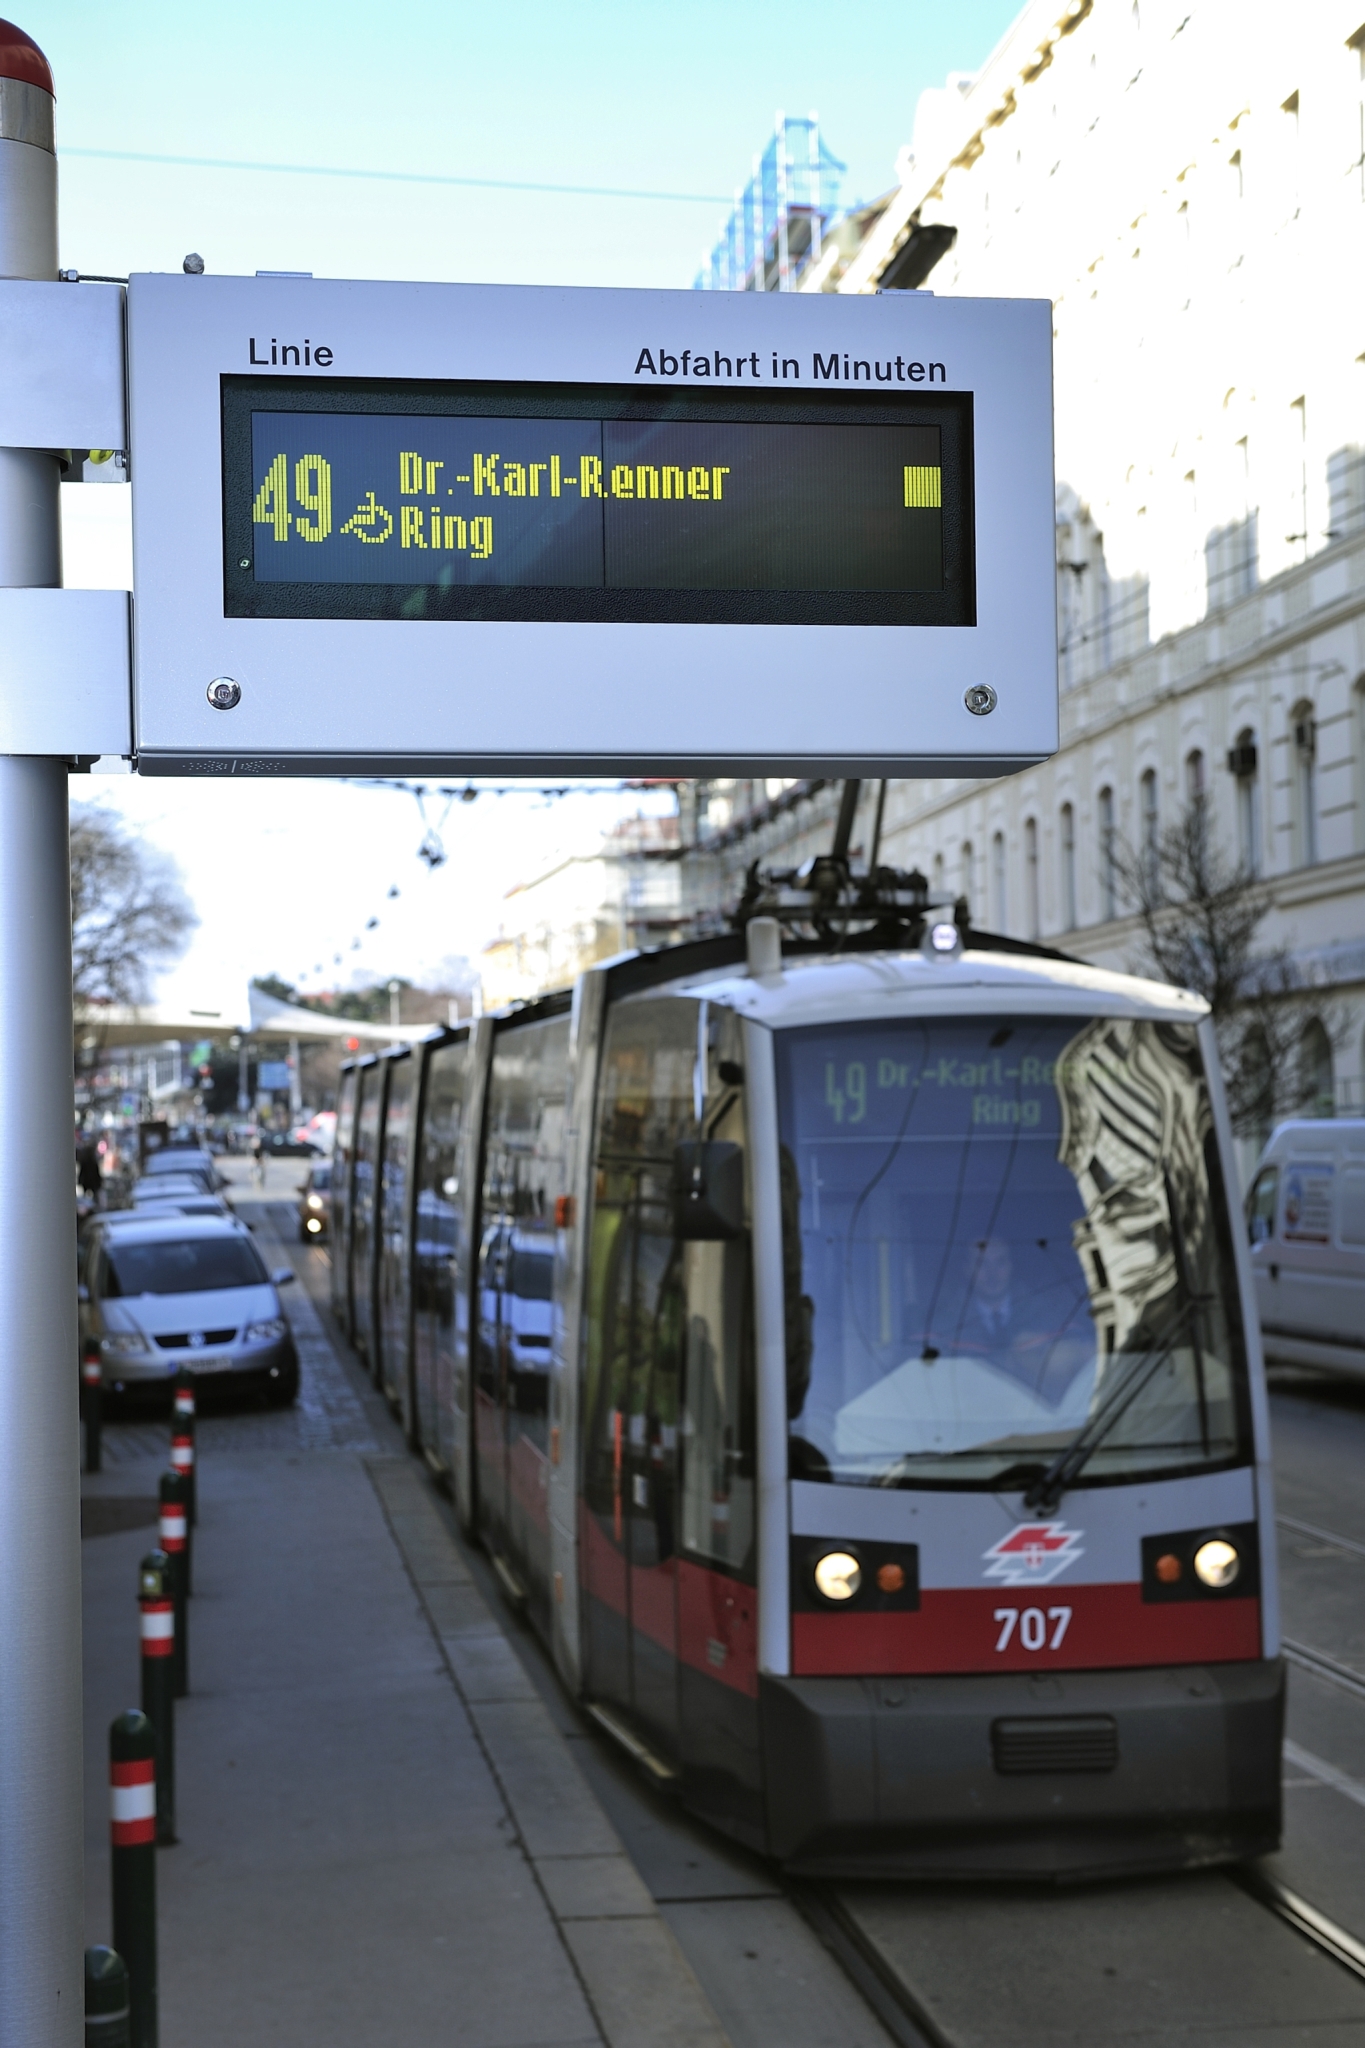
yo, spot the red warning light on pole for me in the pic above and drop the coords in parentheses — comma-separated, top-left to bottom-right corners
(0, 19, 55, 93)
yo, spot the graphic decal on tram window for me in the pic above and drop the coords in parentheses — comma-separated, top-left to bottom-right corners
(220, 379, 975, 628)
(775, 1014, 1253, 1497)
(981, 1521, 1084, 1586)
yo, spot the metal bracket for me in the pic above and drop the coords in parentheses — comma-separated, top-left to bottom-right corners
(0, 278, 125, 451)
(0, 588, 131, 755)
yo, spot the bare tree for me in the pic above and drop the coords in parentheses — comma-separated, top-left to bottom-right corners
(70, 803, 197, 1013)
(1113, 797, 1333, 1137)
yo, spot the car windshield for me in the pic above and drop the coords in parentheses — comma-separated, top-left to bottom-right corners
(777, 1014, 1249, 1490)
(146, 1152, 213, 1175)
(309, 1164, 332, 1190)
(104, 1237, 268, 1296)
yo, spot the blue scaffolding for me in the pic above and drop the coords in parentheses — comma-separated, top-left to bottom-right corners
(694, 113, 846, 293)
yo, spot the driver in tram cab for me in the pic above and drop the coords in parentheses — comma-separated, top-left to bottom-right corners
(955, 1235, 1086, 1406)
(958, 1238, 1027, 1354)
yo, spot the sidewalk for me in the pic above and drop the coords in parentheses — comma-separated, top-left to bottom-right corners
(81, 1188, 730, 2048)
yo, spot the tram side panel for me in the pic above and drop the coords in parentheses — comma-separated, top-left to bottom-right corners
(579, 991, 764, 1842)
(330, 1063, 360, 1333)
(376, 1047, 417, 1422)
(473, 1010, 570, 1630)
(411, 1031, 471, 1476)
(349, 1058, 382, 1366)
(548, 970, 611, 1696)
(451, 1020, 496, 1533)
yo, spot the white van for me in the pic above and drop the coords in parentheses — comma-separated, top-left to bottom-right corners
(1246, 1119, 1365, 1374)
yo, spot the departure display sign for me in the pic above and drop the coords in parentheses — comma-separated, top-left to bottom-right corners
(127, 273, 1058, 775)
(222, 381, 973, 628)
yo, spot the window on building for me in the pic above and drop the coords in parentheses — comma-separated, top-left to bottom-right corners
(1282, 90, 1301, 219)
(1293, 701, 1318, 865)
(1059, 803, 1077, 928)
(1229, 727, 1261, 874)
(1024, 817, 1040, 939)
(1139, 768, 1159, 890)
(1355, 679, 1365, 852)
(1289, 396, 1308, 556)
(990, 832, 1007, 931)
(1185, 749, 1206, 803)
(1300, 1016, 1334, 1117)
(932, 852, 945, 896)
(961, 840, 975, 907)
(1098, 786, 1116, 920)
(1351, 26, 1365, 203)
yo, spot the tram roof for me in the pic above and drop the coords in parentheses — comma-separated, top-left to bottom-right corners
(637, 941, 1210, 1032)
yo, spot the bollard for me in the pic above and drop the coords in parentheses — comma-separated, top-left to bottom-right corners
(156, 1473, 189, 1697)
(137, 1551, 175, 1845)
(109, 1711, 157, 2048)
(82, 1341, 103, 1475)
(85, 1946, 131, 2048)
(170, 1373, 196, 1526)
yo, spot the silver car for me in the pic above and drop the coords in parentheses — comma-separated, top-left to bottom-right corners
(80, 1214, 299, 1404)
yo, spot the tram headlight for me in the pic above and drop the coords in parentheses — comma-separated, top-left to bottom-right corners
(813, 1551, 862, 1602)
(1193, 1538, 1240, 1589)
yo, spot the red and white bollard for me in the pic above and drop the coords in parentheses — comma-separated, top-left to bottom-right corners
(138, 1550, 175, 1845)
(108, 1736, 156, 1849)
(82, 1341, 103, 1474)
(109, 1710, 158, 2047)
(157, 1474, 190, 1697)
(171, 1372, 196, 1525)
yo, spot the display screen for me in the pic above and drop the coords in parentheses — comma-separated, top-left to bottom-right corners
(222, 380, 974, 628)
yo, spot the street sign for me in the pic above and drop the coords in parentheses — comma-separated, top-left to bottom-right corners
(126, 276, 1058, 777)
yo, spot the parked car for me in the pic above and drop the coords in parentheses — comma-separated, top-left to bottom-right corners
(1247, 1118, 1365, 1375)
(131, 1173, 231, 1214)
(79, 1213, 300, 1404)
(142, 1147, 227, 1191)
(261, 1131, 323, 1159)
(297, 1161, 332, 1242)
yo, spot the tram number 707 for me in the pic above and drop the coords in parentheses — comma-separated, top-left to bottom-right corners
(994, 1606, 1072, 1653)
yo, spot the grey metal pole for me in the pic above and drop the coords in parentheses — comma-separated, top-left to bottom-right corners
(0, 24, 83, 2048)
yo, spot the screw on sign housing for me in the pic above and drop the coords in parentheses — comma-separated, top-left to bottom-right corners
(964, 685, 998, 716)
(207, 678, 241, 710)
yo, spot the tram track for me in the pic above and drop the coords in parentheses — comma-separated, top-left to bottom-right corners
(1279, 1512, 1365, 1561)
(791, 1862, 1365, 2048)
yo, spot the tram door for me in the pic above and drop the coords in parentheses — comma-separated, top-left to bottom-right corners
(475, 1012, 570, 1631)
(584, 1000, 694, 1762)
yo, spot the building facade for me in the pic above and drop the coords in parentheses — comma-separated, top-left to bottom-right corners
(688, 0, 1365, 1162)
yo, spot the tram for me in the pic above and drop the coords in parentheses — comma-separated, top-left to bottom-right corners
(330, 870, 1283, 1880)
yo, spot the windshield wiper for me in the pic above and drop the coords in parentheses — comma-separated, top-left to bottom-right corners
(1022, 1300, 1196, 1512)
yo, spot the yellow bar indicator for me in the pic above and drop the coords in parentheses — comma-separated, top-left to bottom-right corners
(903, 465, 942, 509)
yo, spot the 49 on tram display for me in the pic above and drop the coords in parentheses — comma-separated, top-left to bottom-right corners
(331, 874, 1282, 1880)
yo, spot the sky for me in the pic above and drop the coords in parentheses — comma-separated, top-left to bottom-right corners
(35, 0, 1022, 1014)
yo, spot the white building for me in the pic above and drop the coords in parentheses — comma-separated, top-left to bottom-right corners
(693, 0, 1365, 1155)
(480, 812, 683, 1009)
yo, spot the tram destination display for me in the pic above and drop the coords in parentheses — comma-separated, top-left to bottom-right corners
(224, 384, 971, 627)
(126, 274, 1058, 773)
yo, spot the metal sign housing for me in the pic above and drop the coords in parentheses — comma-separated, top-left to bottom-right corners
(126, 275, 1057, 777)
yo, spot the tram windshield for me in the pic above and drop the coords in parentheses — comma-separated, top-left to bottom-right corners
(776, 1014, 1250, 1490)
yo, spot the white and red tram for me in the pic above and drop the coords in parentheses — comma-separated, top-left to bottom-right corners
(331, 890, 1282, 1878)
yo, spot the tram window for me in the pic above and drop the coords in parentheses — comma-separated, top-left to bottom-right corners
(1247, 1167, 1278, 1246)
(584, 997, 755, 1578)
(413, 1036, 470, 1466)
(776, 1015, 1251, 1491)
